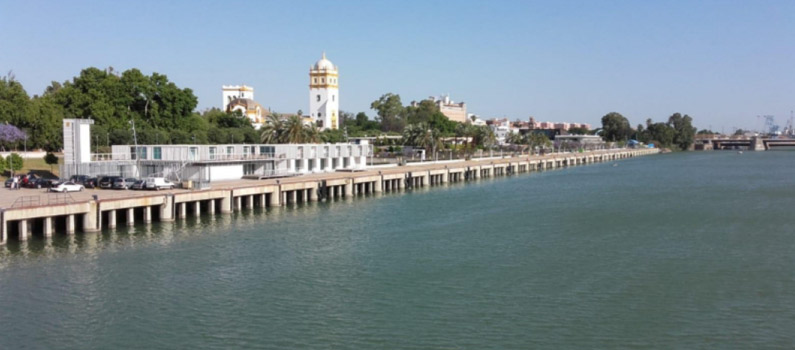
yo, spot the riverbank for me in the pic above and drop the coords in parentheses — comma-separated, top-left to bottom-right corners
(0, 148, 658, 244)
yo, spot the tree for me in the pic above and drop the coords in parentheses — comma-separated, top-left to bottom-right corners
(668, 113, 696, 150)
(44, 152, 58, 172)
(371, 93, 404, 132)
(0, 124, 26, 150)
(7, 153, 23, 176)
(0, 155, 5, 175)
(600, 112, 632, 142)
(0, 76, 30, 127)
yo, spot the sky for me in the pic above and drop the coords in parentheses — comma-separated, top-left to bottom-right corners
(1, 0, 793, 132)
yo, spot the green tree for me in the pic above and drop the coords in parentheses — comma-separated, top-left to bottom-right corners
(321, 129, 346, 143)
(668, 113, 696, 150)
(600, 112, 633, 142)
(0, 76, 30, 127)
(371, 93, 405, 132)
(7, 153, 23, 176)
(0, 155, 5, 175)
(44, 152, 58, 172)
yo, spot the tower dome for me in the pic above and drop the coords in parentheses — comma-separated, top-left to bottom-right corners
(313, 52, 336, 71)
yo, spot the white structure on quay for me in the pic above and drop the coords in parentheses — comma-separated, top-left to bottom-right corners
(309, 52, 339, 130)
(60, 119, 369, 184)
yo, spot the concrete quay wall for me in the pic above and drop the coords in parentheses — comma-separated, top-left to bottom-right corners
(0, 148, 658, 244)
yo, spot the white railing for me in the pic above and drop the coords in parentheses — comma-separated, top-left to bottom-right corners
(206, 153, 279, 161)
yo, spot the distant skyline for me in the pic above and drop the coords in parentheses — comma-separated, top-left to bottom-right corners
(2, 0, 793, 132)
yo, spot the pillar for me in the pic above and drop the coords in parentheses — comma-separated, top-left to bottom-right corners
(144, 206, 152, 224)
(161, 195, 175, 221)
(345, 182, 353, 197)
(208, 199, 216, 214)
(270, 189, 281, 206)
(179, 202, 187, 219)
(1, 219, 6, 245)
(127, 208, 135, 226)
(259, 193, 267, 207)
(66, 214, 75, 235)
(43, 217, 53, 237)
(18, 220, 29, 241)
(247, 195, 254, 209)
(288, 191, 296, 204)
(235, 196, 242, 211)
(309, 188, 318, 201)
(375, 178, 382, 193)
(193, 201, 201, 217)
(108, 210, 117, 229)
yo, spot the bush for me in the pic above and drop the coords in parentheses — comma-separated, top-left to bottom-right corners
(8, 153, 23, 175)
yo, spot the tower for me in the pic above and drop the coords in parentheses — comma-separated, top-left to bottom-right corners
(309, 52, 339, 130)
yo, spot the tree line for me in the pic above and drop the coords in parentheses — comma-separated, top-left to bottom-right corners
(600, 112, 696, 150)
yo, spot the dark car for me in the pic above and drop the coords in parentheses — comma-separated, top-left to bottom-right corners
(131, 179, 146, 190)
(4, 177, 14, 188)
(99, 176, 120, 189)
(26, 178, 55, 189)
(112, 177, 137, 190)
(70, 175, 91, 184)
(84, 177, 98, 188)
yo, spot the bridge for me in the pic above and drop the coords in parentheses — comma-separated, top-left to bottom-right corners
(694, 136, 795, 151)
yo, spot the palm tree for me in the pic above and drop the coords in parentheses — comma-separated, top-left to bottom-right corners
(284, 115, 306, 143)
(260, 114, 284, 143)
(303, 124, 321, 143)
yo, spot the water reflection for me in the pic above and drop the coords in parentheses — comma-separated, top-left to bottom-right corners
(0, 175, 505, 265)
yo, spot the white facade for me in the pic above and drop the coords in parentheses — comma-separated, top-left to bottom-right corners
(110, 142, 370, 182)
(309, 53, 339, 130)
(222, 85, 254, 110)
(62, 119, 94, 164)
(489, 119, 515, 145)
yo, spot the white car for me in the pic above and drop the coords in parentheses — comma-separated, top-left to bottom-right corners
(50, 181, 84, 193)
(145, 177, 175, 190)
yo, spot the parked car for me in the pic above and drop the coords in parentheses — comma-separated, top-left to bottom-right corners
(4, 177, 15, 188)
(50, 181, 84, 193)
(84, 177, 98, 189)
(70, 175, 91, 184)
(112, 177, 137, 190)
(145, 177, 175, 190)
(131, 179, 146, 190)
(99, 176, 121, 189)
(26, 178, 56, 189)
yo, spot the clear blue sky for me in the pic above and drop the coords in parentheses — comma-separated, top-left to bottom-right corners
(2, 0, 793, 132)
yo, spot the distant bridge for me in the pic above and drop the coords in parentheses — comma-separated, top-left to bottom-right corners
(694, 136, 795, 151)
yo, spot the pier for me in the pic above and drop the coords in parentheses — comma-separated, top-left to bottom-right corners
(0, 148, 658, 244)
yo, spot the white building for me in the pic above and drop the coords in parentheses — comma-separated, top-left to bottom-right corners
(309, 53, 339, 130)
(60, 118, 371, 184)
(222, 85, 268, 129)
(111, 142, 369, 183)
(488, 118, 515, 145)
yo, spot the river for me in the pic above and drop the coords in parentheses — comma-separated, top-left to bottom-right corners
(1, 151, 793, 349)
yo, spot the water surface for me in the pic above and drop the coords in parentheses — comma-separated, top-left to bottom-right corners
(1, 151, 794, 349)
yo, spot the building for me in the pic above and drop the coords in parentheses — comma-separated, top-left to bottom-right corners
(309, 52, 339, 130)
(59, 119, 370, 184)
(111, 142, 369, 183)
(486, 118, 515, 145)
(411, 95, 467, 123)
(528, 117, 590, 132)
(222, 85, 268, 129)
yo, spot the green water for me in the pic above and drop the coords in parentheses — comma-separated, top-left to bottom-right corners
(1, 151, 794, 349)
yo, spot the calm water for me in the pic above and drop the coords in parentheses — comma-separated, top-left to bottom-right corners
(1, 151, 794, 349)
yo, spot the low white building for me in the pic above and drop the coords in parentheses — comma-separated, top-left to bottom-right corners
(488, 118, 515, 145)
(110, 142, 369, 183)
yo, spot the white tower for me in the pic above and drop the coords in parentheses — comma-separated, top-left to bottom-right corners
(309, 52, 339, 130)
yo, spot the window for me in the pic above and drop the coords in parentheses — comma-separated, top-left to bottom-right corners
(137, 147, 147, 160)
(130, 147, 137, 160)
(189, 147, 198, 161)
(260, 146, 274, 156)
(332, 95, 335, 102)
(316, 95, 321, 102)
(209, 147, 216, 160)
(313, 78, 317, 84)
(321, 78, 325, 83)
(243, 147, 250, 158)
(227, 146, 234, 156)
(318, 112, 322, 118)
(154, 147, 162, 160)
(244, 164, 256, 175)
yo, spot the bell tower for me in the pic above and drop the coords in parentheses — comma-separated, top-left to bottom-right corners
(309, 52, 339, 130)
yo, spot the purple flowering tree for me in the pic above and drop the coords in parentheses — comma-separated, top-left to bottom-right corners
(0, 124, 27, 151)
